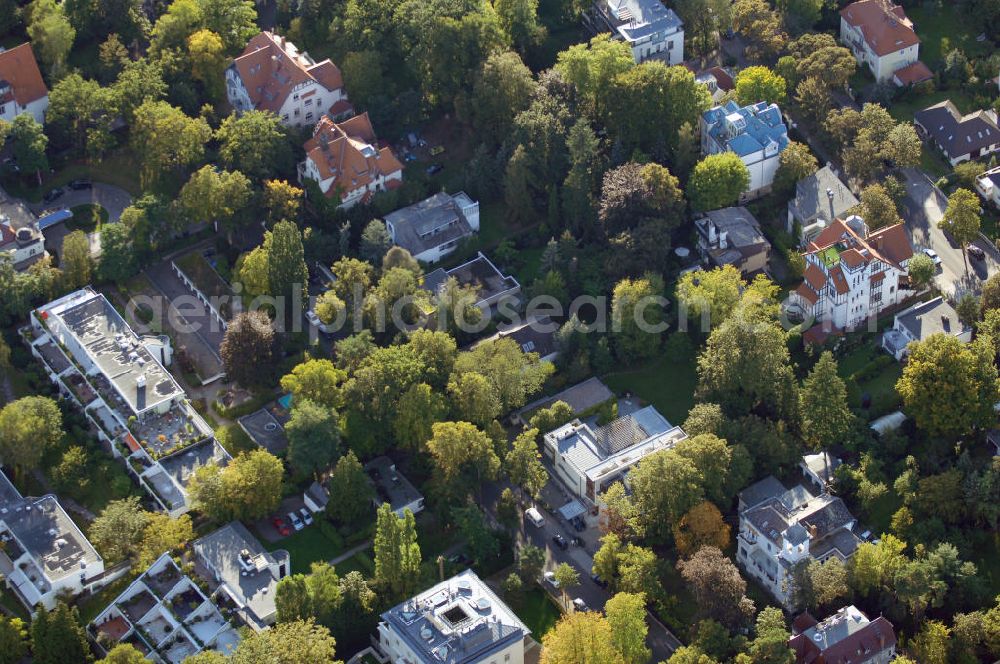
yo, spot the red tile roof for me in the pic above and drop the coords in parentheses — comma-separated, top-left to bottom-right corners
(893, 60, 933, 85)
(706, 66, 734, 91)
(829, 266, 850, 295)
(840, 0, 919, 57)
(232, 32, 345, 113)
(803, 263, 827, 291)
(0, 43, 48, 107)
(795, 282, 820, 305)
(788, 615, 897, 664)
(839, 248, 865, 269)
(304, 113, 403, 200)
(0, 222, 15, 249)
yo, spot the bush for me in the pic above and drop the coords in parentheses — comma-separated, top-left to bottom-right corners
(850, 354, 894, 382)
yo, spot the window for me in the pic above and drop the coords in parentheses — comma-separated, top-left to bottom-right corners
(305, 98, 313, 106)
(282, 114, 289, 121)
(305, 112, 313, 120)
(293, 93, 299, 100)
(294, 109, 300, 117)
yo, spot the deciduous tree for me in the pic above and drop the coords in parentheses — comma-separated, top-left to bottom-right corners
(60, 229, 92, 290)
(677, 546, 754, 629)
(188, 449, 284, 521)
(326, 451, 374, 526)
(858, 183, 902, 230)
(373, 504, 421, 600)
(772, 141, 817, 197)
(673, 501, 731, 557)
(505, 428, 549, 498)
(217, 111, 292, 180)
(0, 395, 62, 474)
(734, 66, 786, 106)
(688, 153, 749, 211)
(131, 100, 211, 187)
(605, 592, 650, 664)
(540, 611, 624, 664)
(939, 188, 982, 274)
(89, 496, 150, 563)
(285, 400, 341, 477)
(611, 273, 665, 363)
(220, 311, 276, 388)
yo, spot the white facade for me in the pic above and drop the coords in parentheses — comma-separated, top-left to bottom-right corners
(226, 67, 349, 128)
(700, 101, 789, 201)
(881, 296, 971, 360)
(840, 17, 919, 82)
(590, 0, 684, 65)
(383, 191, 480, 263)
(975, 166, 1000, 209)
(300, 155, 402, 209)
(0, 94, 47, 124)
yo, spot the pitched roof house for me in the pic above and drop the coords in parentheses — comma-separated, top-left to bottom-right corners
(787, 166, 859, 242)
(701, 101, 789, 200)
(299, 113, 403, 208)
(787, 216, 913, 334)
(839, 0, 930, 85)
(0, 43, 49, 124)
(914, 101, 1000, 166)
(788, 605, 897, 664)
(383, 191, 479, 263)
(226, 32, 352, 127)
(881, 295, 971, 360)
(588, 0, 684, 65)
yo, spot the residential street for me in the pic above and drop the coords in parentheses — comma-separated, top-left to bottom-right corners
(896, 167, 1000, 296)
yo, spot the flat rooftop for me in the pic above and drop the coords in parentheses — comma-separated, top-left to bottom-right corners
(159, 439, 230, 494)
(422, 253, 520, 306)
(41, 289, 182, 415)
(237, 409, 288, 454)
(381, 569, 528, 664)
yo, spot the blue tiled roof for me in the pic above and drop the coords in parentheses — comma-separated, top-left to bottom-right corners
(703, 100, 789, 158)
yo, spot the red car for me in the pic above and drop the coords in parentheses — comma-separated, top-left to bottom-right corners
(271, 516, 291, 537)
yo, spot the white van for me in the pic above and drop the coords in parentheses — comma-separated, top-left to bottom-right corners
(525, 507, 545, 528)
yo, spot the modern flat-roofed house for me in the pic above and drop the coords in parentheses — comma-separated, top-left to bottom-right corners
(384, 191, 480, 263)
(975, 165, 1000, 209)
(787, 166, 859, 243)
(588, 0, 684, 64)
(701, 101, 789, 201)
(378, 569, 530, 664)
(543, 406, 687, 507)
(89, 553, 241, 663)
(192, 522, 289, 632)
(694, 206, 771, 275)
(737, 478, 861, 609)
(914, 101, 1000, 166)
(28, 288, 230, 516)
(788, 606, 897, 664)
(839, 0, 931, 85)
(0, 470, 111, 612)
(881, 296, 971, 360)
(226, 31, 352, 127)
(421, 252, 520, 312)
(786, 216, 913, 332)
(300, 113, 403, 208)
(0, 43, 49, 123)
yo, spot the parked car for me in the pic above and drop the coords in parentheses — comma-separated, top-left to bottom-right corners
(570, 536, 585, 547)
(923, 247, 942, 266)
(42, 187, 64, 203)
(299, 508, 314, 526)
(967, 245, 985, 261)
(448, 552, 471, 566)
(552, 534, 569, 551)
(543, 571, 559, 588)
(572, 598, 589, 612)
(68, 178, 92, 190)
(591, 573, 609, 589)
(525, 507, 545, 528)
(287, 511, 304, 531)
(305, 309, 335, 335)
(271, 516, 291, 537)
(570, 516, 586, 532)
(426, 164, 444, 176)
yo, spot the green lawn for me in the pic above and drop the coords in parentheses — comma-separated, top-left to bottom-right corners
(0, 586, 29, 622)
(511, 588, 561, 638)
(603, 347, 699, 425)
(905, 3, 991, 66)
(68, 204, 109, 233)
(263, 524, 347, 573)
(836, 341, 903, 417)
(336, 551, 375, 577)
(2, 152, 141, 202)
(888, 87, 979, 124)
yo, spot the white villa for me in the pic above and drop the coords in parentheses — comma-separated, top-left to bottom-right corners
(839, 0, 931, 86)
(383, 191, 480, 263)
(0, 44, 48, 124)
(588, 0, 684, 64)
(700, 101, 789, 201)
(28, 288, 230, 516)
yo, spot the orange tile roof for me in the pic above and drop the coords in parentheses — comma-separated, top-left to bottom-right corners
(893, 60, 933, 85)
(304, 113, 403, 200)
(840, 0, 919, 57)
(232, 32, 345, 113)
(123, 433, 140, 452)
(804, 263, 827, 291)
(840, 247, 865, 269)
(829, 266, 850, 295)
(795, 282, 819, 305)
(867, 223, 913, 266)
(0, 43, 48, 107)
(807, 218, 912, 270)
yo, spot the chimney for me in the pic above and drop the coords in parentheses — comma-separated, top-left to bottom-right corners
(719, 230, 728, 249)
(808, 523, 818, 538)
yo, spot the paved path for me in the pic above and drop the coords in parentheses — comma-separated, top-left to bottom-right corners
(29, 183, 132, 222)
(330, 540, 373, 566)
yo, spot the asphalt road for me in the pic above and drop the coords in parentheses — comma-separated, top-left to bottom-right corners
(29, 182, 132, 222)
(896, 167, 1000, 296)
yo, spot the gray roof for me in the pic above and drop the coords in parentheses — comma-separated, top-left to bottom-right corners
(385, 192, 476, 257)
(159, 438, 230, 494)
(598, 0, 683, 43)
(915, 101, 1000, 159)
(365, 456, 423, 513)
(193, 522, 287, 627)
(420, 253, 520, 306)
(895, 296, 966, 341)
(237, 408, 288, 454)
(488, 316, 559, 359)
(519, 377, 615, 418)
(801, 452, 843, 484)
(739, 476, 787, 509)
(43, 289, 182, 415)
(789, 166, 859, 224)
(381, 569, 528, 664)
(784, 523, 810, 546)
(695, 207, 771, 268)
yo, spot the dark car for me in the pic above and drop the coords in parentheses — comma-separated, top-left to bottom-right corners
(448, 552, 471, 566)
(967, 245, 986, 261)
(591, 573, 609, 589)
(271, 516, 291, 537)
(570, 536, 585, 547)
(571, 516, 586, 532)
(42, 187, 64, 203)
(552, 534, 569, 550)
(426, 164, 444, 176)
(68, 178, 92, 190)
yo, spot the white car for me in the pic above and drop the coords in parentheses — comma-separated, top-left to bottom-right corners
(305, 309, 336, 335)
(922, 248, 942, 266)
(287, 511, 304, 531)
(543, 571, 560, 588)
(299, 508, 314, 526)
(572, 598, 589, 612)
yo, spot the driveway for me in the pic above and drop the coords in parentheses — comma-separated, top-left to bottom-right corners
(896, 167, 1000, 296)
(29, 182, 132, 222)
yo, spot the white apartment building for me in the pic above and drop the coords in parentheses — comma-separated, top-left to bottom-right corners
(839, 0, 931, 85)
(737, 477, 862, 609)
(542, 406, 688, 506)
(89, 553, 241, 664)
(787, 216, 913, 332)
(0, 44, 48, 124)
(299, 113, 403, 208)
(700, 101, 790, 201)
(28, 288, 231, 516)
(378, 569, 530, 664)
(588, 0, 684, 64)
(0, 470, 115, 612)
(383, 192, 480, 263)
(226, 31, 352, 128)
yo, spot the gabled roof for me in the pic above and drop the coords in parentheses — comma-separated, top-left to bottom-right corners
(304, 113, 403, 199)
(789, 606, 896, 663)
(0, 44, 48, 107)
(231, 32, 345, 113)
(840, 0, 919, 57)
(790, 166, 859, 224)
(914, 100, 1000, 159)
